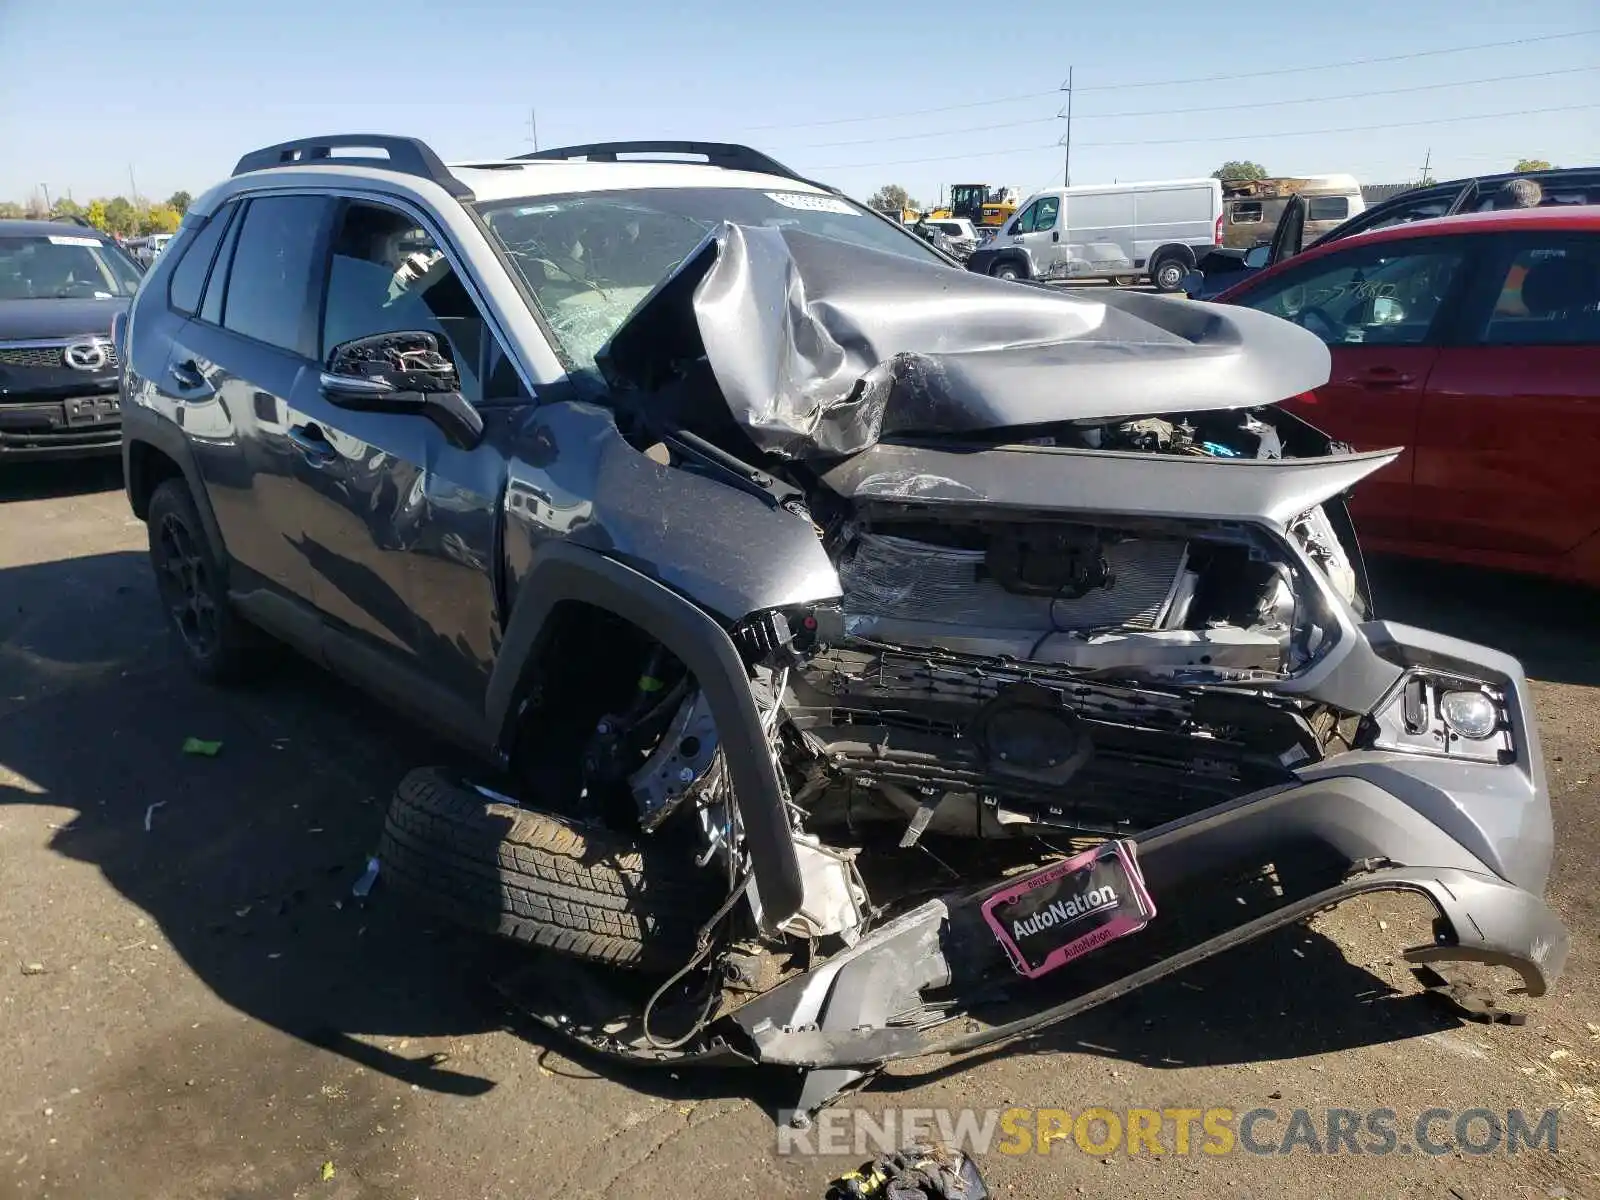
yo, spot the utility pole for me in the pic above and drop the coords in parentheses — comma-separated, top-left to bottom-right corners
(1060, 67, 1074, 187)
(527, 108, 539, 151)
(39, 183, 51, 213)
(1418, 147, 1433, 184)
(128, 163, 139, 204)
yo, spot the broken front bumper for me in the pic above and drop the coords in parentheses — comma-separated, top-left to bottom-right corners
(726, 771, 1569, 1119)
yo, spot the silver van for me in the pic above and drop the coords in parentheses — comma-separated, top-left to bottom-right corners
(968, 178, 1224, 292)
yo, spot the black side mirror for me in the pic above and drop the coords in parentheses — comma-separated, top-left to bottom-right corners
(321, 331, 484, 450)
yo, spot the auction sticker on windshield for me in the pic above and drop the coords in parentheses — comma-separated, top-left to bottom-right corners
(765, 192, 860, 215)
(48, 236, 103, 247)
(982, 839, 1155, 979)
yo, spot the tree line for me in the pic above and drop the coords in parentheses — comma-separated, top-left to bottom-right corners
(0, 191, 195, 238)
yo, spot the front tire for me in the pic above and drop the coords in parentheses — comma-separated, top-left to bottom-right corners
(991, 259, 1025, 282)
(1151, 256, 1189, 293)
(146, 478, 259, 683)
(378, 767, 722, 970)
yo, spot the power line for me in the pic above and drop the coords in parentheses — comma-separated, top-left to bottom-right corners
(1071, 28, 1598, 91)
(1082, 102, 1600, 148)
(748, 28, 1598, 131)
(785, 66, 1593, 150)
(1079, 65, 1596, 120)
(746, 88, 1064, 132)
(811, 103, 1600, 170)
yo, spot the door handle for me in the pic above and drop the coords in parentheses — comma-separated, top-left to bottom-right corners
(168, 360, 205, 390)
(1052, 231, 1060, 242)
(1354, 368, 1416, 387)
(287, 422, 338, 465)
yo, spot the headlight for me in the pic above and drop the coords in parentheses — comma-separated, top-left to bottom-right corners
(1440, 689, 1499, 740)
(1369, 671, 1513, 765)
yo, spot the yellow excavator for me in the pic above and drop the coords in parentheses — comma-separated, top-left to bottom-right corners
(945, 183, 1019, 230)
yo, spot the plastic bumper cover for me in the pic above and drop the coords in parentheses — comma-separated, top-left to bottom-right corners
(729, 773, 1568, 1081)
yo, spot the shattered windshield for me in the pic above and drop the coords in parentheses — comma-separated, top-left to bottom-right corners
(475, 187, 946, 380)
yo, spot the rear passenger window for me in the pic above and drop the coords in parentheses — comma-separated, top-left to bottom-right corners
(200, 206, 244, 326)
(166, 205, 235, 315)
(221, 195, 333, 354)
(1479, 240, 1600, 346)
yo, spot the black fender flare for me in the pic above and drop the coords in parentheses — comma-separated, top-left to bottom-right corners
(484, 540, 804, 930)
(121, 404, 228, 570)
(1148, 243, 1198, 273)
(987, 249, 1032, 278)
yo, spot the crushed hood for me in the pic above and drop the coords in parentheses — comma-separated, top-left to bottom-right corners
(598, 223, 1332, 461)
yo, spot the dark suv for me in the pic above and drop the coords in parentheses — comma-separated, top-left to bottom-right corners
(0, 219, 141, 460)
(117, 135, 1565, 1124)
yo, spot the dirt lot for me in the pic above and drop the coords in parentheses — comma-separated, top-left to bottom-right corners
(1, 460, 1597, 1200)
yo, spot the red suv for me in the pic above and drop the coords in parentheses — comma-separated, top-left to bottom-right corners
(1216, 206, 1600, 589)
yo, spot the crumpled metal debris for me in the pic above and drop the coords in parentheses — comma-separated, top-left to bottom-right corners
(826, 1144, 989, 1200)
(599, 222, 1331, 463)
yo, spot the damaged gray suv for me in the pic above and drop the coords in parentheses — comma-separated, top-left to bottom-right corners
(117, 135, 1566, 1124)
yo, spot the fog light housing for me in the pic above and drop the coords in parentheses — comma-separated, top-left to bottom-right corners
(1440, 690, 1499, 740)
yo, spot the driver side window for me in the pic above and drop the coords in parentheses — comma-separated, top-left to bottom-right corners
(320, 202, 526, 405)
(1241, 243, 1465, 347)
(1012, 197, 1059, 236)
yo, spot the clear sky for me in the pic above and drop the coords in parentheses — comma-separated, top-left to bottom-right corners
(0, 0, 1594, 210)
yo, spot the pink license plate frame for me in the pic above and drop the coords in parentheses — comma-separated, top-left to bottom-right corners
(980, 839, 1157, 980)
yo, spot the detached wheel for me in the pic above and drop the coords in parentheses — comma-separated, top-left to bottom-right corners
(991, 260, 1025, 281)
(378, 767, 722, 970)
(1151, 257, 1189, 293)
(147, 478, 259, 683)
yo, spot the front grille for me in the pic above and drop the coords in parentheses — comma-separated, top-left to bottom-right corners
(0, 343, 119, 370)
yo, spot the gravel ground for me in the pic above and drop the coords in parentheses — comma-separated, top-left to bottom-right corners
(1, 460, 1596, 1200)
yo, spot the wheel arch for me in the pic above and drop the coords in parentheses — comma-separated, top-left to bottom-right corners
(988, 249, 1033, 278)
(1148, 242, 1199, 273)
(485, 540, 804, 929)
(122, 407, 228, 569)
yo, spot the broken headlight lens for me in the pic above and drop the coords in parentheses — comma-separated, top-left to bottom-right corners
(1439, 689, 1500, 741)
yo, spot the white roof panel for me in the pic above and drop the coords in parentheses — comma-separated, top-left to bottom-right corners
(447, 160, 833, 203)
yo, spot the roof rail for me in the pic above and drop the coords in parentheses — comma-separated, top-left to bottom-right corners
(231, 135, 474, 200)
(514, 140, 808, 184)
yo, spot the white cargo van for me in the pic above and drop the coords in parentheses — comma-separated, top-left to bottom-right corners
(970, 178, 1224, 292)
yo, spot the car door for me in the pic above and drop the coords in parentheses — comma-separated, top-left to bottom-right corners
(1265, 195, 1305, 266)
(1411, 229, 1600, 560)
(289, 196, 513, 735)
(162, 194, 337, 617)
(1225, 235, 1472, 542)
(1005, 196, 1061, 278)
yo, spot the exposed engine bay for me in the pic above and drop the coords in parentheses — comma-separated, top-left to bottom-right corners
(582, 400, 1374, 962)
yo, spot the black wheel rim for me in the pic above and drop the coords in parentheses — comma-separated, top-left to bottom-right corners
(155, 513, 218, 658)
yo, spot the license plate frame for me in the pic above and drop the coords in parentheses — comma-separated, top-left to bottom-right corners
(981, 839, 1156, 979)
(64, 396, 118, 426)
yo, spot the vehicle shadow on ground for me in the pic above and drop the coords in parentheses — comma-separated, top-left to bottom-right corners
(1367, 555, 1600, 689)
(0, 549, 505, 1098)
(0, 457, 123, 503)
(0, 546, 1560, 1119)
